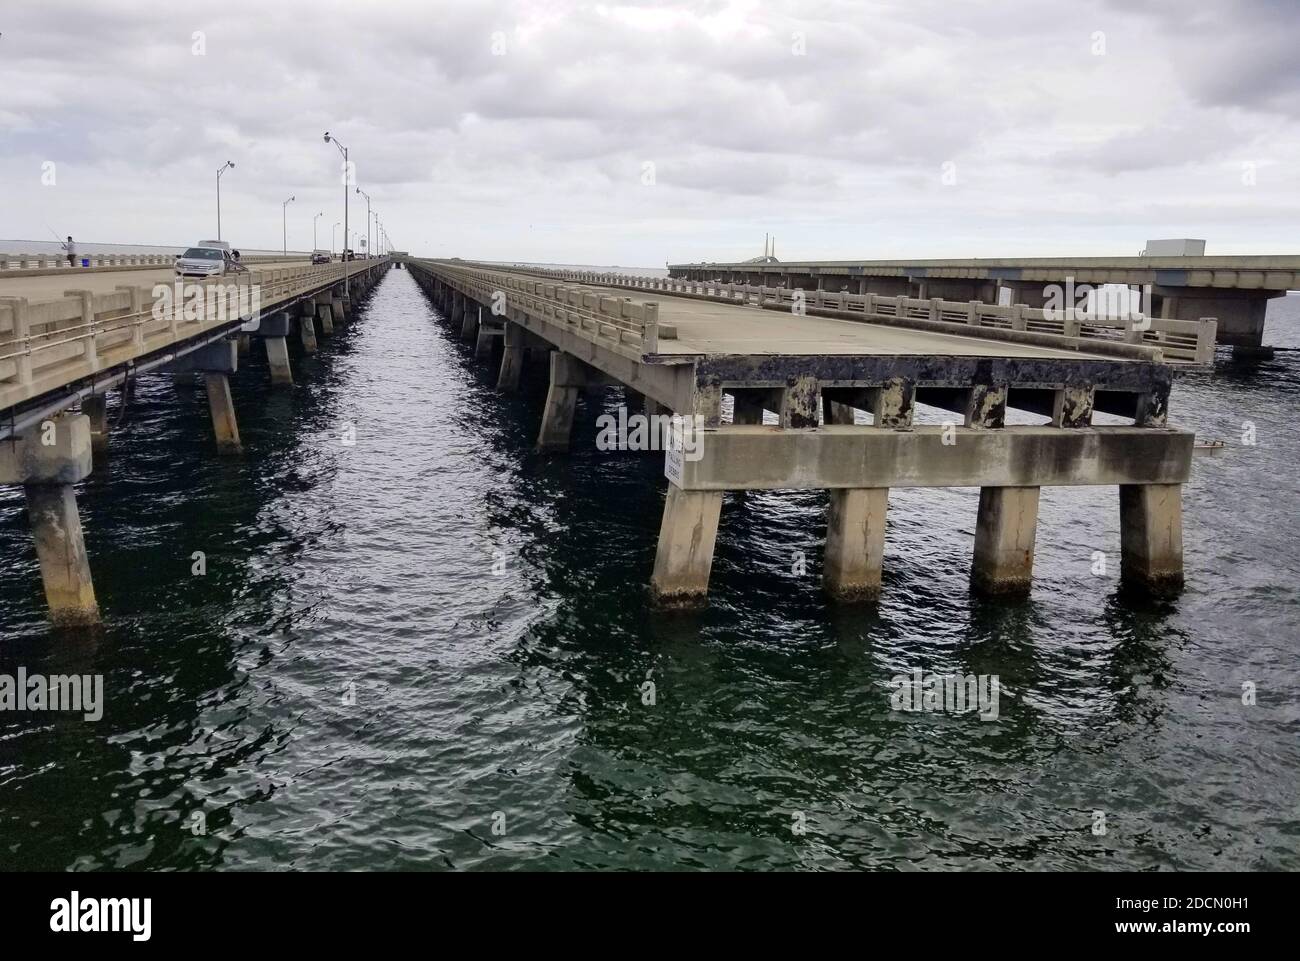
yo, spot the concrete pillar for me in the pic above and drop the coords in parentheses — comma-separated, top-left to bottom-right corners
(475, 319, 498, 359)
(204, 372, 242, 455)
(0, 414, 98, 626)
(25, 485, 100, 626)
(237, 333, 251, 357)
(331, 292, 346, 326)
(82, 394, 109, 458)
(462, 302, 479, 340)
(498, 322, 524, 392)
(317, 301, 335, 335)
(265, 336, 293, 385)
(823, 487, 889, 601)
(299, 307, 318, 353)
(650, 484, 724, 608)
(971, 486, 1040, 595)
(1120, 484, 1184, 594)
(537, 352, 581, 451)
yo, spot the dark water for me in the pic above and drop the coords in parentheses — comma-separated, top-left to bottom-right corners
(2, 272, 1298, 871)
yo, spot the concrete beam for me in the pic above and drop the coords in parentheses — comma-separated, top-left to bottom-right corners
(0, 414, 93, 485)
(166, 339, 238, 374)
(669, 425, 1193, 491)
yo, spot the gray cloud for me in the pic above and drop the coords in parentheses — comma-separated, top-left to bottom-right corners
(1, 0, 1295, 263)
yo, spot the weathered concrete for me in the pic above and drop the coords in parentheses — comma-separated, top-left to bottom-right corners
(82, 394, 109, 458)
(299, 304, 318, 353)
(204, 372, 242, 455)
(0, 415, 98, 626)
(497, 321, 524, 392)
(265, 336, 293, 385)
(462, 302, 480, 341)
(24, 483, 100, 626)
(476, 319, 503, 359)
(823, 487, 889, 601)
(669, 425, 1193, 491)
(537, 352, 582, 451)
(1120, 483, 1184, 594)
(317, 301, 335, 336)
(650, 484, 724, 608)
(971, 486, 1041, 595)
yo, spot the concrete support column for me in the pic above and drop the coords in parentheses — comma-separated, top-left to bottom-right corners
(497, 321, 524, 392)
(650, 484, 724, 608)
(824, 488, 889, 601)
(462, 302, 479, 340)
(971, 486, 1041, 595)
(265, 336, 293, 385)
(317, 301, 335, 336)
(331, 292, 346, 326)
(0, 414, 98, 626)
(475, 318, 499, 359)
(299, 306, 318, 353)
(537, 352, 582, 451)
(82, 394, 109, 458)
(204, 372, 242, 455)
(1119, 483, 1184, 594)
(25, 485, 99, 626)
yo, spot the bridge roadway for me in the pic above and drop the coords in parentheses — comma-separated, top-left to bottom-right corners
(0, 257, 391, 626)
(406, 258, 1191, 611)
(669, 254, 1300, 354)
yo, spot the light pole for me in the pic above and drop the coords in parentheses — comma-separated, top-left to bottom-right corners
(332, 222, 340, 257)
(356, 187, 372, 260)
(373, 211, 380, 257)
(313, 211, 323, 251)
(216, 160, 235, 241)
(281, 195, 295, 256)
(324, 132, 349, 271)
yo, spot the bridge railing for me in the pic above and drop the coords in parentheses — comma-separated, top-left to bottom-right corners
(516, 268, 1218, 365)
(0, 260, 378, 413)
(411, 260, 659, 358)
(0, 252, 313, 271)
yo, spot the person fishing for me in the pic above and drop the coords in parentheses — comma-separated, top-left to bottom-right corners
(61, 235, 76, 267)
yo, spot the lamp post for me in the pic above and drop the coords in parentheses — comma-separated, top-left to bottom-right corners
(281, 195, 295, 256)
(216, 160, 235, 241)
(324, 132, 349, 271)
(313, 211, 323, 251)
(332, 222, 340, 257)
(356, 187, 372, 260)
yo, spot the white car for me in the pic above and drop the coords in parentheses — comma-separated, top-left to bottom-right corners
(175, 244, 240, 277)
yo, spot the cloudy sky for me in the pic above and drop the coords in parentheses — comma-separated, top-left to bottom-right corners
(2, 0, 1297, 265)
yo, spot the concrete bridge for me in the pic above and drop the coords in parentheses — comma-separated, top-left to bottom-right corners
(668, 254, 1300, 356)
(0, 256, 391, 625)
(404, 257, 1190, 611)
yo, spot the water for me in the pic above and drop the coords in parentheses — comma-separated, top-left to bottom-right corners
(1, 273, 1297, 871)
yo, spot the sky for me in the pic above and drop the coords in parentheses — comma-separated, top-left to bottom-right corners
(2, 0, 1298, 266)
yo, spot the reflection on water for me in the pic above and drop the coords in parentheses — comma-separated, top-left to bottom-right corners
(0, 277, 1297, 870)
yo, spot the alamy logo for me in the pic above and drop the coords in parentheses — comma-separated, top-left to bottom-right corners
(596, 407, 705, 461)
(0, 669, 103, 721)
(151, 281, 261, 323)
(50, 892, 151, 941)
(889, 669, 1000, 721)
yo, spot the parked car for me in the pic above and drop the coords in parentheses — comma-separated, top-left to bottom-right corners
(175, 244, 238, 277)
(311, 250, 330, 265)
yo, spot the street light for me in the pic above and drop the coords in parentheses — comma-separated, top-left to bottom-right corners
(356, 187, 372, 260)
(332, 222, 340, 256)
(216, 161, 235, 241)
(313, 211, 323, 251)
(324, 131, 349, 269)
(281, 195, 295, 256)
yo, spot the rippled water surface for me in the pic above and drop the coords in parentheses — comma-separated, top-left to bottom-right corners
(2, 271, 1298, 871)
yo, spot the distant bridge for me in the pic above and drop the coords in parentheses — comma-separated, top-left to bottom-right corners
(668, 254, 1300, 355)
